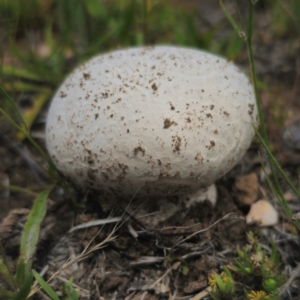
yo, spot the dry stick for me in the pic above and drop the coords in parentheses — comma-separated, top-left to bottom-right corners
(150, 265, 173, 289)
(130, 256, 165, 267)
(190, 287, 212, 300)
(140, 291, 147, 300)
(279, 263, 300, 297)
(160, 222, 206, 231)
(174, 213, 241, 246)
(80, 208, 118, 256)
(68, 217, 121, 233)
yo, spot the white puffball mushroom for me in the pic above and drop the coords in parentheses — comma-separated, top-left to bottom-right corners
(46, 46, 258, 201)
(246, 200, 279, 227)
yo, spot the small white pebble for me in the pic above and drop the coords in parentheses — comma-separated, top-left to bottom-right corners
(246, 199, 278, 227)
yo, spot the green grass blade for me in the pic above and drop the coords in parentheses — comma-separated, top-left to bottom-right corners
(0, 286, 15, 300)
(15, 260, 26, 286)
(88, 26, 122, 54)
(259, 158, 290, 215)
(244, 2, 283, 200)
(260, 157, 300, 231)
(2, 82, 50, 93)
(1, 65, 43, 82)
(11, 271, 33, 300)
(246, 2, 267, 141)
(16, 188, 53, 283)
(0, 241, 18, 291)
(0, 87, 28, 131)
(32, 270, 60, 300)
(16, 89, 52, 141)
(10, 44, 54, 84)
(2, 184, 38, 196)
(0, 259, 18, 292)
(219, 0, 244, 37)
(0, 108, 49, 162)
(62, 278, 80, 300)
(269, 242, 279, 265)
(214, 273, 225, 292)
(255, 126, 300, 199)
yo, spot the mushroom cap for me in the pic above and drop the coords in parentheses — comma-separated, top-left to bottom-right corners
(46, 46, 258, 200)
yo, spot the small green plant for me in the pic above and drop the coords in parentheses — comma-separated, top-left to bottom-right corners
(61, 278, 80, 300)
(209, 266, 235, 300)
(230, 232, 286, 297)
(208, 232, 286, 299)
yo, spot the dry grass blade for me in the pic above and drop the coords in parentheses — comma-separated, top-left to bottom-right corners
(150, 265, 173, 289)
(279, 263, 300, 297)
(174, 213, 241, 246)
(68, 217, 122, 233)
(190, 286, 212, 300)
(130, 256, 165, 267)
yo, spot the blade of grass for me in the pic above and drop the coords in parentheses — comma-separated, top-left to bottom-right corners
(0, 259, 18, 292)
(11, 44, 55, 84)
(1, 184, 38, 196)
(2, 82, 50, 93)
(219, 0, 244, 36)
(0, 108, 49, 162)
(0, 286, 15, 300)
(16, 188, 53, 283)
(62, 278, 80, 300)
(0, 241, 18, 291)
(16, 89, 52, 141)
(32, 270, 60, 300)
(245, 1, 267, 139)
(11, 271, 33, 300)
(259, 153, 300, 231)
(255, 126, 300, 199)
(1, 65, 44, 82)
(88, 26, 122, 55)
(0, 87, 28, 131)
(244, 1, 284, 199)
(260, 157, 292, 217)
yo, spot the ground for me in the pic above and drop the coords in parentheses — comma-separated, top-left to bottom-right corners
(0, 1, 300, 299)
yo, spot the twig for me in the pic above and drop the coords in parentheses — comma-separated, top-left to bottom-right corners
(68, 217, 121, 233)
(279, 263, 300, 297)
(190, 286, 212, 300)
(150, 265, 173, 288)
(174, 213, 241, 246)
(130, 256, 165, 267)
